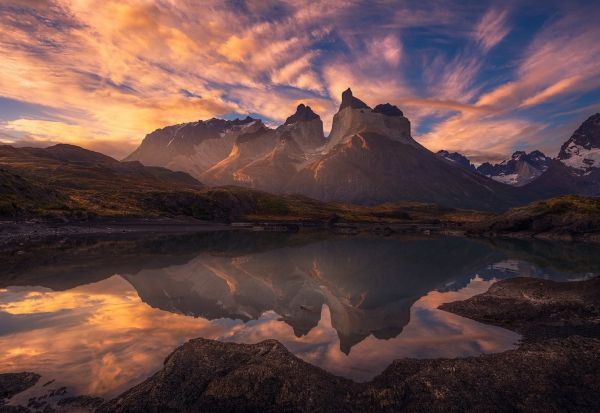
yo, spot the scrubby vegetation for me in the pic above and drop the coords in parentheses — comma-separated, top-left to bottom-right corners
(473, 195, 600, 240)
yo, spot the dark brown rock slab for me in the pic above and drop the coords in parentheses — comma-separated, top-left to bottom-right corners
(97, 336, 600, 412)
(440, 276, 600, 341)
(98, 339, 359, 413)
(369, 336, 600, 412)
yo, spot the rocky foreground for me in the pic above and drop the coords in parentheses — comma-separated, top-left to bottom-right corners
(2, 277, 599, 412)
(97, 277, 599, 412)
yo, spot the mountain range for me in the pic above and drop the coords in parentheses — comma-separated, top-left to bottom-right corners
(437, 150, 551, 187)
(2, 89, 600, 214)
(438, 114, 600, 192)
(127, 88, 538, 211)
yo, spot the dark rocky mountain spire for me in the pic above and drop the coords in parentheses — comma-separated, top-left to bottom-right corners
(284, 104, 320, 125)
(339, 88, 370, 110)
(373, 103, 403, 117)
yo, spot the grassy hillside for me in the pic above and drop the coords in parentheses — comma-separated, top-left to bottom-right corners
(472, 195, 600, 240)
(0, 144, 483, 224)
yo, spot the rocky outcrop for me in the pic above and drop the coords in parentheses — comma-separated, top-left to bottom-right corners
(278, 104, 325, 152)
(98, 276, 600, 413)
(441, 276, 600, 341)
(339, 87, 370, 110)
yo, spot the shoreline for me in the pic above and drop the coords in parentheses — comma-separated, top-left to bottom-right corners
(0, 217, 234, 248)
(3, 217, 600, 250)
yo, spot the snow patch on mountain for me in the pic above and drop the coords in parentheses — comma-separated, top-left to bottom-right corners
(491, 173, 519, 185)
(560, 143, 600, 171)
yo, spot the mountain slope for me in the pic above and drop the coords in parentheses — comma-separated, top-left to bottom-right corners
(125, 117, 262, 178)
(290, 132, 522, 210)
(0, 143, 206, 217)
(286, 89, 526, 210)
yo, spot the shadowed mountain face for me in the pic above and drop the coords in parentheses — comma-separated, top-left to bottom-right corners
(125, 117, 261, 176)
(290, 132, 523, 210)
(3, 232, 599, 354)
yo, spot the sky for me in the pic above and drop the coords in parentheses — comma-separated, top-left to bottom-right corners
(1, 0, 600, 162)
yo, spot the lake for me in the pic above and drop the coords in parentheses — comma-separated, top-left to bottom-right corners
(1, 231, 599, 401)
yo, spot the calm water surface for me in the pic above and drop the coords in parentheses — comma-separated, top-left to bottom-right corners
(1, 232, 599, 400)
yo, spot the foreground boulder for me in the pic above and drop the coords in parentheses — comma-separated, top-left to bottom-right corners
(97, 339, 358, 413)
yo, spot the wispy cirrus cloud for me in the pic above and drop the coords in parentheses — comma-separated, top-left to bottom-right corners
(0, 0, 598, 161)
(472, 7, 510, 52)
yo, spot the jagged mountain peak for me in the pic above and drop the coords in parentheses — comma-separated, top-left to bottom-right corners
(511, 151, 526, 160)
(284, 103, 320, 125)
(437, 150, 476, 172)
(557, 113, 600, 173)
(327, 88, 412, 149)
(340, 88, 371, 110)
(205, 116, 256, 127)
(373, 103, 403, 117)
(477, 150, 550, 186)
(507, 150, 549, 164)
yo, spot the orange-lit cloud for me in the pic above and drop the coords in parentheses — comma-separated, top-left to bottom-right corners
(472, 7, 510, 52)
(0, 1, 598, 159)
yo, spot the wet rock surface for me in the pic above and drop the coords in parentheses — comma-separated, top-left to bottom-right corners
(441, 276, 600, 341)
(96, 277, 600, 412)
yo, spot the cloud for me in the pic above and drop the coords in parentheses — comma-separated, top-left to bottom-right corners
(520, 76, 583, 108)
(472, 8, 510, 52)
(476, 8, 600, 110)
(418, 112, 545, 158)
(367, 35, 403, 66)
(0, 0, 598, 160)
(218, 34, 257, 62)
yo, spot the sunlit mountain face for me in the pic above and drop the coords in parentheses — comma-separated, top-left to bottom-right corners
(1, 1, 599, 162)
(2, 232, 600, 400)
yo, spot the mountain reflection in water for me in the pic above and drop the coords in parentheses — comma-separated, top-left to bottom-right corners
(1, 232, 599, 399)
